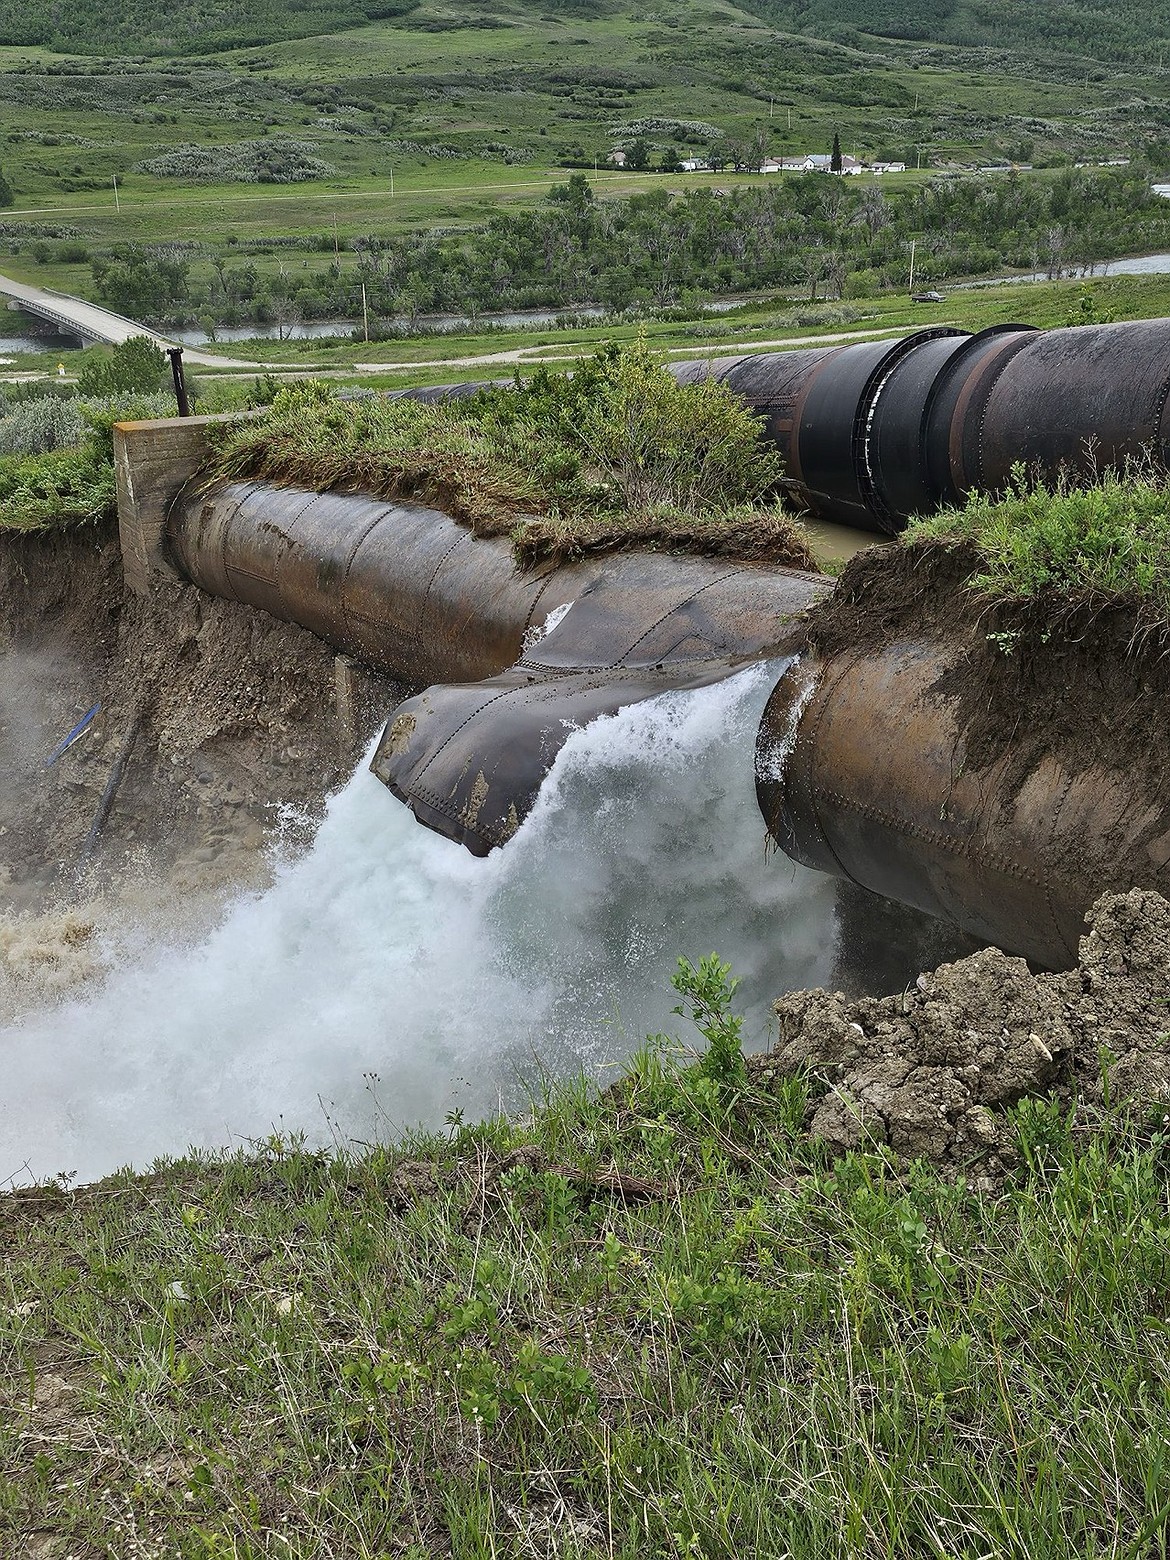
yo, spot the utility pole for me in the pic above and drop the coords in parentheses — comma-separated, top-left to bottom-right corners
(361, 281, 369, 343)
(112, 175, 120, 211)
(908, 237, 916, 295)
(788, 105, 792, 131)
(389, 166, 394, 197)
(770, 95, 774, 118)
(332, 213, 339, 260)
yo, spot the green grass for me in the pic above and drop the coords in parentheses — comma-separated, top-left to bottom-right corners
(2, 974, 1169, 1557)
(0, 0, 1167, 276)
(907, 466, 1170, 628)
(0, 387, 239, 530)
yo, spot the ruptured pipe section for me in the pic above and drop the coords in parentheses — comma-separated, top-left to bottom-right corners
(673, 316, 1170, 534)
(755, 643, 1170, 970)
(166, 480, 829, 854)
(161, 316, 1170, 954)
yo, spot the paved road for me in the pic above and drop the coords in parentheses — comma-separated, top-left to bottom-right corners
(0, 269, 260, 369)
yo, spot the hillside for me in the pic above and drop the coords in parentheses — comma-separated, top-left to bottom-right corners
(0, 0, 421, 54)
(739, 0, 1170, 62)
(3, 0, 1170, 62)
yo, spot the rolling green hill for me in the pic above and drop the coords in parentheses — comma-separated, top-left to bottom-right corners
(737, 0, 1170, 62)
(0, 0, 1168, 338)
(3, 0, 1170, 61)
(0, 0, 421, 55)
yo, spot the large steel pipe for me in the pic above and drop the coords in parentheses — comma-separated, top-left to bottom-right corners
(756, 647, 1170, 970)
(374, 556, 827, 853)
(167, 480, 603, 686)
(673, 316, 1170, 534)
(166, 480, 828, 854)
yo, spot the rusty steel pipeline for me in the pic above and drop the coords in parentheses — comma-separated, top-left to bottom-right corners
(755, 645, 1170, 970)
(160, 316, 1170, 951)
(166, 480, 828, 854)
(672, 316, 1170, 534)
(167, 480, 604, 686)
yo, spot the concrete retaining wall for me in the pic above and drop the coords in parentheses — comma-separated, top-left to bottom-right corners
(114, 414, 241, 595)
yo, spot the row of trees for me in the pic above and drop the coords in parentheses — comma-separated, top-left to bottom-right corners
(87, 165, 1170, 330)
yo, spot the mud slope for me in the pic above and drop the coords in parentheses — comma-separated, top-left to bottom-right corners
(0, 523, 404, 1003)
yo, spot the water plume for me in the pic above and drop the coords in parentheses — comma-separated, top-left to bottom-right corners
(0, 663, 838, 1185)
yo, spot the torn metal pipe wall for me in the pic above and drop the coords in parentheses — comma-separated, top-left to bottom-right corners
(166, 481, 828, 853)
(156, 314, 1170, 957)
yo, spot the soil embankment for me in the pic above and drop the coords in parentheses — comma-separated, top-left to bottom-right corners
(803, 538, 1170, 820)
(0, 523, 404, 1014)
(752, 540, 1170, 1174)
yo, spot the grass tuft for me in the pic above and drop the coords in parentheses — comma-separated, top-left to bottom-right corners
(3, 995, 1170, 1555)
(906, 464, 1170, 631)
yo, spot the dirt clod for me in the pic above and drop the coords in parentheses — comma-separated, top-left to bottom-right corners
(756, 888, 1170, 1176)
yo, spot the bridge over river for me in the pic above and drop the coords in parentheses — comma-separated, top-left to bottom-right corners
(0, 269, 257, 369)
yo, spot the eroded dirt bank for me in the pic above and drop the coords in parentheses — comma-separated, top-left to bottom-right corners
(756, 885, 1170, 1180)
(0, 523, 404, 1014)
(747, 540, 1170, 1174)
(802, 537, 1170, 821)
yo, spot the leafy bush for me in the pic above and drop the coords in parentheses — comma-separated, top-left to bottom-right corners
(0, 396, 86, 455)
(208, 346, 814, 568)
(77, 336, 168, 397)
(0, 390, 173, 532)
(552, 337, 785, 513)
(134, 137, 335, 184)
(778, 303, 864, 328)
(0, 447, 114, 532)
(906, 466, 1170, 624)
(91, 245, 189, 322)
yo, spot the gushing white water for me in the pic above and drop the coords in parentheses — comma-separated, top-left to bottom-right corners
(0, 664, 837, 1185)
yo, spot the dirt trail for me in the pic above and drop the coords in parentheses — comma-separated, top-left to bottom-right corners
(0, 523, 404, 1018)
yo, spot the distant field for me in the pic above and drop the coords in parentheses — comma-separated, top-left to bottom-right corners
(0, 0, 1167, 244)
(1, 0, 1168, 352)
(4, 270, 1160, 399)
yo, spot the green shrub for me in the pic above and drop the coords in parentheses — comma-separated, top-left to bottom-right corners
(77, 336, 169, 397)
(0, 390, 172, 532)
(906, 466, 1170, 624)
(0, 446, 114, 531)
(0, 396, 86, 455)
(207, 345, 814, 569)
(133, 138, 336, 184)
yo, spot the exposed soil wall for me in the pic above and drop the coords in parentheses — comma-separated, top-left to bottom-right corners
(0, 522, 404, 1011)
